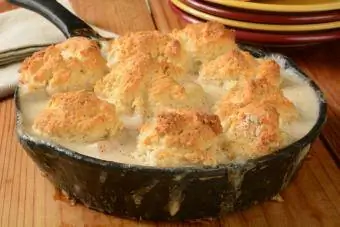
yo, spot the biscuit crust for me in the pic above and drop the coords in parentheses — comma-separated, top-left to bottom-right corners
(136, 110, 225, 167)
(20, 37, 108, 95)
(215, 78, 299, 124)
(223, 102, 284, 159)
(95, 54, 208, 117)
(33, 91, 121, 142)
(199, 49, 257, 82)
(256, 59, 281, 87)
(171, 21, 236, 66)
(107, 30, 191, 72)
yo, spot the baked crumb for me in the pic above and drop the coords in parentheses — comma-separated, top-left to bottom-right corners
(271, 194, 284, 202)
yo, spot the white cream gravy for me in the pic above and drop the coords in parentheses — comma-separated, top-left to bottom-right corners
(19, 67, 320, 166)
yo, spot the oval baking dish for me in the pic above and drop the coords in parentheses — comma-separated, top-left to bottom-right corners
(10, 0, 327, 221)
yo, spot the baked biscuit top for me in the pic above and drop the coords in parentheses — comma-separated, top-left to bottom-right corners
(215, 78, 299, 124)
(171, 21, 236, 66)
(32, 91, 121, 142)
(107, 30, 191, 72)
(135, 110, 226, 167)
(222, 102, 284, 159)
(94, 54, 155, 115)
(199, 49, 258, 82)
(20, 37, 108, 95)
(148, 75, 209, 114)
(256, 59, 281, 87)
(95, 53, 208, 117)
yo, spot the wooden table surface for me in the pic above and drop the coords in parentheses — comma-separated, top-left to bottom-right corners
(1, 0, 340, 226)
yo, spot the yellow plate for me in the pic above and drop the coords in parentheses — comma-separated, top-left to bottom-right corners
(172, 0, 340, 32)
(203, 0, 340, 13)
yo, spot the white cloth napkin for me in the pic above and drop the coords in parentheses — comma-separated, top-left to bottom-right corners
(0, 0, 117, 99)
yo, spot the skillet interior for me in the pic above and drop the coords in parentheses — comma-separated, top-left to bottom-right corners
(14, 44, 327, 221)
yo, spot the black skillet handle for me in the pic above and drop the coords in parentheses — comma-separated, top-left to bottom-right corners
(7, 0, 102, 39)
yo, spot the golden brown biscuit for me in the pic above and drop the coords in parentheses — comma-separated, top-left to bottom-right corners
(198, 49, 258, 99)
(94, 54, 158, 116)
(20, 37, 108, 95)
(135, 110, 226, 167)
(95, 53, 204, 117)
(256, 59, 281, 87)
(20, 46, 60, 91)
(107, 30, 191, 72)
(199, 49, 257, 82)
(223, 102, 283, 160)
(215, 78, 299, 124)
(57, 37, 101, 59)
(148, 75, 209, 114)
(171, 21, 236, 67)
(32, 91, 121, 142)
(198, 50, 282, 100)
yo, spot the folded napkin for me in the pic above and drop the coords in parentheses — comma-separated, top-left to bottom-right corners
(0, 0, 117, 99)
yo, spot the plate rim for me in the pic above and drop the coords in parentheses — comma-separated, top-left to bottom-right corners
(203, 0, 340, 13)
(169, 0, 340, 45)
(182, 0, 340, 25)
(172, 0, 340, 32)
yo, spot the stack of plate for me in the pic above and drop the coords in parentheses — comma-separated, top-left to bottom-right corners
(169, 0, 340, 47)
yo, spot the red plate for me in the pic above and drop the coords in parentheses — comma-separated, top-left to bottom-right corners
(169, 0, 340, 47)
(182, 0, 340, 25)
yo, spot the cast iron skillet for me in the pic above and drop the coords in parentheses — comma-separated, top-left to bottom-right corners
(10, 0, 327, 221)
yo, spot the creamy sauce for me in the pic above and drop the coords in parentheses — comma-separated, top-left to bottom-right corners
(19, 89, 49, 127)
(19, 60, 321, 166)
(281, 74, 319, 140)
(198, 80, 238, 103)
(59, 131, 139, 164)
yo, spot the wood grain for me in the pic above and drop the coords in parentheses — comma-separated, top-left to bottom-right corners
(69, 0, 156, 35)
(1, 0, 340, 226)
